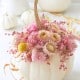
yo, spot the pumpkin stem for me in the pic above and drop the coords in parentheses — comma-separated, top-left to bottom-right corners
(34, 0, 42, 29)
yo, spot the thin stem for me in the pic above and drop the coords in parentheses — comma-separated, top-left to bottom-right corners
(34, 0, 42, 29)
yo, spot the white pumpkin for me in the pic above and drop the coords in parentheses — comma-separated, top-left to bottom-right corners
(0, 14, 17, 29)
(11, 54, 74, 80)
(21, 10, 35, 25)
(2, 0, 29, 16)
(38, 0, 71, 12)
(15, 11, 75, 80)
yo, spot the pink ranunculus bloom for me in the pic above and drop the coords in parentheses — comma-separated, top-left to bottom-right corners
(27, 31, 39, 46)
(58, 35, 77, 53)
(31, 48, 47, 62)
(65, 39, 77, 52)
(24, 23, 38, 34)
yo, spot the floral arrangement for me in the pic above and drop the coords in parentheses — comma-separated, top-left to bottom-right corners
(7, 0, 79, 70)
(9, 18, 77, 69)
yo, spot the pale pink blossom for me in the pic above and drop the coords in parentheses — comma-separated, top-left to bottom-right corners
(24, 23, 38, 34)
(32, 48, 47, 62)
(27, 32, 38, 46)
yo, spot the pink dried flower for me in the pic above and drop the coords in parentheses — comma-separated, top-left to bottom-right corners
(58, 35, 77, 55)
(27, 31, 38, 46)
(13, 32, 28, 46)
(31, 48, 47, 62)
(32, 52, 47, 62)
(9, 18, 78, 69)
(24, 23, 38, 34)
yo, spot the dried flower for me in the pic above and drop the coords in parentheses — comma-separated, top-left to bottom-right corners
(27, 31, 38, 46)
(43, 43, 56, 55)
(24, 23, 38, 34)
(18, 42, 28, 53)
(51, 33, 61, 42)
(32, 48, 47, 62)
(9, 19, 77, 68)
(38, 30, 49, 40)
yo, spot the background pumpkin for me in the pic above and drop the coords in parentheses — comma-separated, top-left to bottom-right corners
(2, 0, 29, 16)
(38, 0, 71, 12)
(0, 13, 17, 29)
(21, 10, 35, 26)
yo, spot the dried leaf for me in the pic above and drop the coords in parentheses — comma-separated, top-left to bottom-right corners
(4, 64, 10, 75)
(10, 63, 15, 67)
(11, 68, 19, 71)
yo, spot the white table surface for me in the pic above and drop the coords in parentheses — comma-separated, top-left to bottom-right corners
(0, 3, 80, 80)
